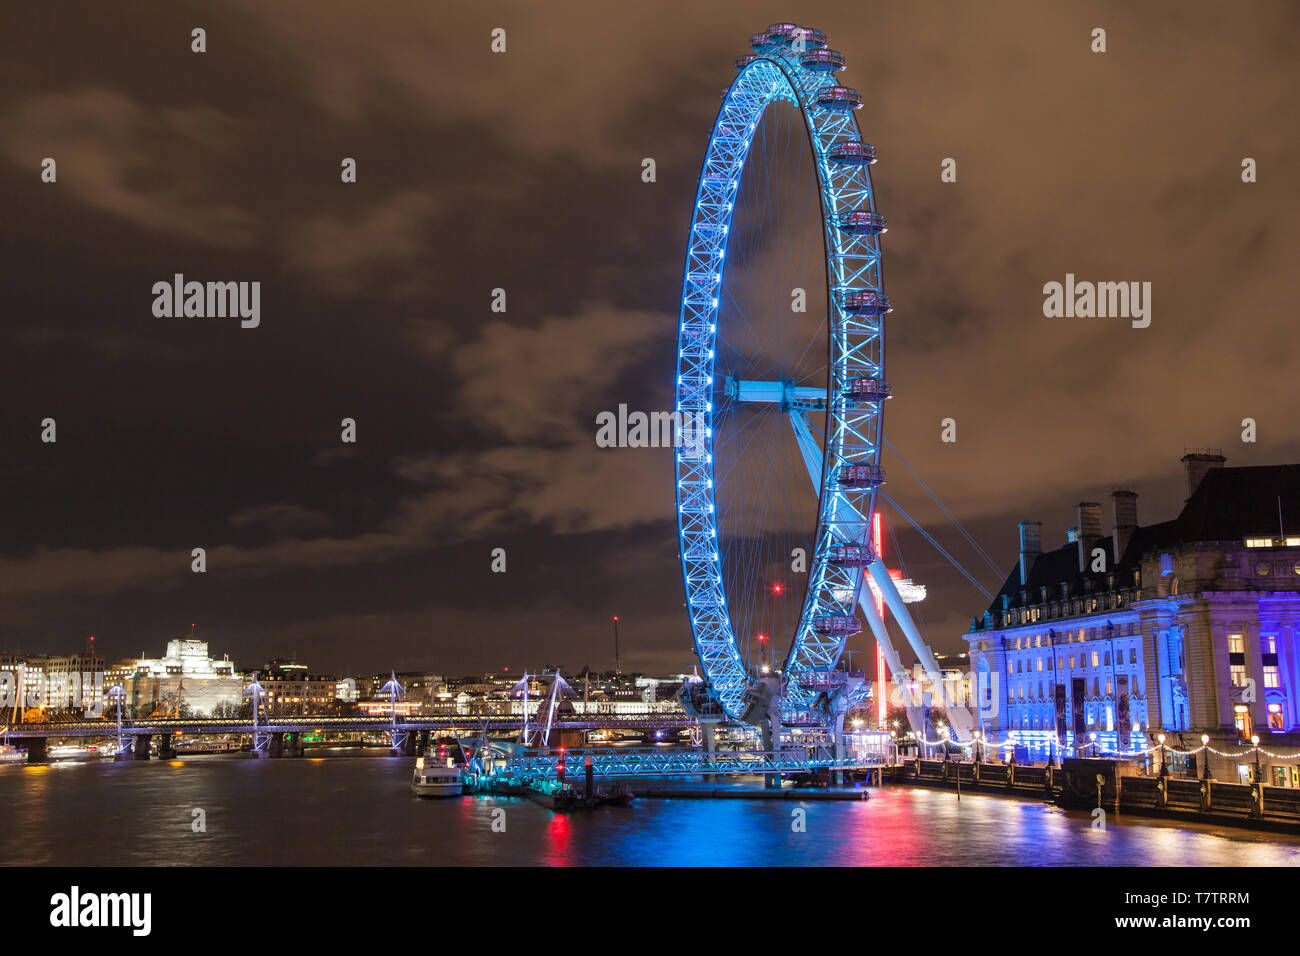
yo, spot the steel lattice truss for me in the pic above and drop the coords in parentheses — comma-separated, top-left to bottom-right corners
(508, 746, 881, 780)
(675, 24, 888, 721)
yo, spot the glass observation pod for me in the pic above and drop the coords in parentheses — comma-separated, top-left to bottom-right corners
(839, 210, 888, 236)
(801, 49, 846, 73)
(836, 463, 886, 488)
(734, 54, 758, 70)
(812, 613, 861, 638)
(845, 377, 892, 400)
(828, 544, 875, 568)
(765, 22, 801, 43)
(816, 87, 864, 111)
(750, 32, 778, 52)
(843, 290, 893, 315)
(790, 27, 828, 49)
(828, 141, 877, 166)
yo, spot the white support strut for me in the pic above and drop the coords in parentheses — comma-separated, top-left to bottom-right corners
(781, 393, 972, 739)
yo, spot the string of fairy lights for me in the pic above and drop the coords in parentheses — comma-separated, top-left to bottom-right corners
(899, 727, 1300, 762)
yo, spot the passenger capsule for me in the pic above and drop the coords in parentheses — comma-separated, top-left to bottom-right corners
(843, 291, 892, 316)
(828, 544, 874, 568)
(836, 463, 886, 488)
(812, 613, 861, 638)
(839, 210, 887, 236)
(735, 54, 758, 70)
(765, 22, 800, 42)
(790, 27, 828, 50)
(828, 141, 877, 166)
(801, 49, 845, 73)
(816, 86, 863, 111)
(845, 377, 892, 401)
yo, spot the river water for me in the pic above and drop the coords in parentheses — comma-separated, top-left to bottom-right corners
(3, 752, 1298, 866)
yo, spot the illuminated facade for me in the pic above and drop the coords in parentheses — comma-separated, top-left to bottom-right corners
(1, 654, 104, 718)
(114, 638, 243, 717)
(967, 455, 1300, 784)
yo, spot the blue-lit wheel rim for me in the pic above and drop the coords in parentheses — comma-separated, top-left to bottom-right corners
(675, 26, 889, 721)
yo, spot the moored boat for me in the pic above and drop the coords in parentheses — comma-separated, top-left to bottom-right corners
(410, 755, 465, 798)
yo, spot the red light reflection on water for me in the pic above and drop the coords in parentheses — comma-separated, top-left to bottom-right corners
(545, 810, 573, 866)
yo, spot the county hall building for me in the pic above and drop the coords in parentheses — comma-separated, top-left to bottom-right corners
(965, 453, 1300, 785)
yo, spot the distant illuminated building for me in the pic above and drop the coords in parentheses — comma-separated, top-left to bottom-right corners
(114, 638, 243, 717)
(357, 698, 422, 718)
(261, 660, 341, 716)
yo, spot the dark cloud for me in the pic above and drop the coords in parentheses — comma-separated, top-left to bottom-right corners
(0, 1, 1297, 677)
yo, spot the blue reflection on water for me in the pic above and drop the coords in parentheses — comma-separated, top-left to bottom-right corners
(1, 756, 1296, 866)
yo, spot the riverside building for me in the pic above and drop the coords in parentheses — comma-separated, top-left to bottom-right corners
(966, 454, 1300, 784)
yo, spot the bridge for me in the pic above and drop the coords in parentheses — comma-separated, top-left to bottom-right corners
(4, 714, 698, 763)
(2, 714, 694, 738)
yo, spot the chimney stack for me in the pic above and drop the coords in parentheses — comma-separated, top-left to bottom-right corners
(1111, 488, 1138, 564)
(1181, 450, 1226, 499)
(1018, 520, 1042, 586)
(1077, 501, 1102, 572)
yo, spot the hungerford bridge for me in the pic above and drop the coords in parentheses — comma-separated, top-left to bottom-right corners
(7, 24, 980, 782)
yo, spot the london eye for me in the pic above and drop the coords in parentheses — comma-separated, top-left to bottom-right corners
(675, 23, 932, 733)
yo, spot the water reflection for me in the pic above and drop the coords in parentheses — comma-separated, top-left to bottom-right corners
(0, 758, 1296, 866)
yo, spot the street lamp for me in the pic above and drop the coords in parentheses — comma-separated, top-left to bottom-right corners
(1088, 730, 1098, 759)
(1251, 734, 1261, 783)
(1201, 734, 1210, 780)
(1157, 733, 1167, 777)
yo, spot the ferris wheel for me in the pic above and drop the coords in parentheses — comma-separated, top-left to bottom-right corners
(675, 23, 914, 725)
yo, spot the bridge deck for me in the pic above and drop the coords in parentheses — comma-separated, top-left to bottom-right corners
(2, 715, 695, 738)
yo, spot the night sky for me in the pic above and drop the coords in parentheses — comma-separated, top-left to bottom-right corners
(1, 1, 1298, 678)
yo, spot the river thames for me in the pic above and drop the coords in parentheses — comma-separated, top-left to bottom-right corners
(2, 753, 1298, 866)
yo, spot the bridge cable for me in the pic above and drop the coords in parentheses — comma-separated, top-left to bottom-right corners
(883, 436, 1006, 579)
(879, 492, 996, 602)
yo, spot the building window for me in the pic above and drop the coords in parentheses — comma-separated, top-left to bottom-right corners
(1230, 664, 1248, 687)
(1091, 651, 1099, 667)
(1264, 666, 1280, 689)
(1234, 705, 1252, 739)
(1268, 703, 1284, 730)
(1228, 633, 1245, 654)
